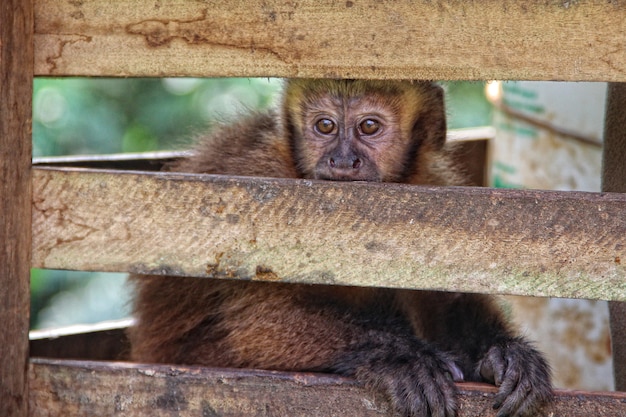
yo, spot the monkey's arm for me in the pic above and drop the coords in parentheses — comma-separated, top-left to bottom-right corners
(398, 290, 552, 417)
(130, 278, 462, 417)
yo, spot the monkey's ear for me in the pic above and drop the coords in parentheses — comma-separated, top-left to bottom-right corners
(281, 80, 301, 140)
(280, 85, 307, 176)
(412, 84, 447, 151)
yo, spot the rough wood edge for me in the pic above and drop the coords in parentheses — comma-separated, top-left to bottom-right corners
(28, 358, 626, 417)
(34, 0, 626, 80)
(1, 0, 33, 416)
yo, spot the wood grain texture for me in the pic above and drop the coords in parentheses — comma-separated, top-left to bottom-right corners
(32, 167, 626, 300)
(29, 358, 626, 417)
(34, 0, 626, 80)
(0, 0, 33, 416)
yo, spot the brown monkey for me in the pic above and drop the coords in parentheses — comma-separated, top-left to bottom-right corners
(129, 79, 552, 417)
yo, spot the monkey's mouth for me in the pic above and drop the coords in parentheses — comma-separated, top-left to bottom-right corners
(315, 173, 381, 182)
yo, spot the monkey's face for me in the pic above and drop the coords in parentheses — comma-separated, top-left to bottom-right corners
(285, 79, 446, 183)
(302, 95, 406, 182)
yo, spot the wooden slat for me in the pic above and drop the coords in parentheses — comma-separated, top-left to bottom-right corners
(602, 82, 626, 391)
(1, 0, 33, 416)
(32, 167, 626, 300)
(28, 359, 626, 417)
(34, 0, 626, 81)
(602, 83, 626, 194)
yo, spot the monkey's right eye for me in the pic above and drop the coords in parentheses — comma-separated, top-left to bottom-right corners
(315, 118, 336, 135)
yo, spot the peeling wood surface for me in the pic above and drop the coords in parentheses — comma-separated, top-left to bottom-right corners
(34, 0, 626, 81)
(1, 0, 33, 416)
(32, 167, 626, 300)
(29, 358, 626, 417)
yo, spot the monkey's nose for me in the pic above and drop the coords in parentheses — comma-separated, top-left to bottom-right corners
(329, 156, 362, 170)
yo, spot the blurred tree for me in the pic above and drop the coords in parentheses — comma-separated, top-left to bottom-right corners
(33, 78, 283, 157)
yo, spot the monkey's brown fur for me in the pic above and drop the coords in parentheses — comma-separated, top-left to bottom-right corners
(129, 79, 551, 417)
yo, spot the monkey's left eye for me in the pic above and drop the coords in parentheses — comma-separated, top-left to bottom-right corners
(359, 119, 380, 135)
(315, 118, 336, 135)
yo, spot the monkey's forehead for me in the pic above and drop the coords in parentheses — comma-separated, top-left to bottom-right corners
(286, 79, 434, 95)
(301, 95, 403, 117)
(284, 79, 436, 113)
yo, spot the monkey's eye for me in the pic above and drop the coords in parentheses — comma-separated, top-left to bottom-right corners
(315, 118, 336, 135)
(359, 119, 380, 135)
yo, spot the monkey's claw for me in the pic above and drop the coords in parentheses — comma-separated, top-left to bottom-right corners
(478, 338, 552, 417)
(368, 344, 462, 417)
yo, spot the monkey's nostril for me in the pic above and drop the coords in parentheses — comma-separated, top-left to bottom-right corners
(329, 158, 336, 168)
(353, 158, 361, 169)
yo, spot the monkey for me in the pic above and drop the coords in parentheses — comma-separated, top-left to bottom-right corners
(129, 79, 552, 417)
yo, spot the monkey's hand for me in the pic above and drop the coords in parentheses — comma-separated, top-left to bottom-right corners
(478, 337, 552, 417)
(336, 334, 464, 417)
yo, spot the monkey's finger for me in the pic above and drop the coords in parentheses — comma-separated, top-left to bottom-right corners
(387, 374, 429, 417)
(494, 377, 533, 417)
(446, 360, 464, 382)
(492, 364, 522, 410)
(479, 346, 507, 386)
(493, 369, 523, 413)
(492, 339, 552, 416)
(413, 351, 459, 417)
(489, 345, 525, 410)
(432, 372, 459, 417)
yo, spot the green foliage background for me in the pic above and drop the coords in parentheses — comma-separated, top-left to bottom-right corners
(31, 78, 491, 330)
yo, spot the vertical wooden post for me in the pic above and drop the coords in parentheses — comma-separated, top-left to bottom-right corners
(0, 0, 33, 415)
(602, 83, 626, 391)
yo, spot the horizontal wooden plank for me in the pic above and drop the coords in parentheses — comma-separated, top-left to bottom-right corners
(35, 0, 626, 81)
(32, 167, 626, 300)
(29, 359, 626, 417)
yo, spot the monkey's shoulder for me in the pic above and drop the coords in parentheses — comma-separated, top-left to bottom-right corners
(172, 110, 298, 178)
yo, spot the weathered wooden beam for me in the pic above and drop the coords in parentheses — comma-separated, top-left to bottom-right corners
(1, 0, 33, 416)
(602, 82, 626, 391)
(602, 83, 626, 195)
(32, 167, 626, 300)
(28, 358, 626, 417)
(34, 0, 626, 81)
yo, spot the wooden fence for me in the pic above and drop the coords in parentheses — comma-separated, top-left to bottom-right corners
(2, 1, 626, 415)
